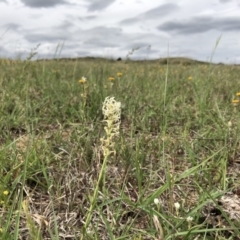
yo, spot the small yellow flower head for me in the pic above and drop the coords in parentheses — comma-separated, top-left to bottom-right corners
(188, 76, 193, 80)
(108, 77, 115, 82)
(117, 72, 123, 77)
(79, 76, 87, 84)
(232, 99, 239, 106)
(3, 190, 9, 196)
(236, 92, 240, 97)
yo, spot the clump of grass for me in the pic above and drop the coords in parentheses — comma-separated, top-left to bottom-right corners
(21, 199, 42, 240)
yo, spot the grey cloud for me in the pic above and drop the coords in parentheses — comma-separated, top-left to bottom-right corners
(24, 25, 122, 49)
(61, 43, 81, 50)
(24, 19, 75, 43)
(125, 47, 161, 60)
(75, 26, 122, 48)
(25, 32, 68, 43)
(84, 38, 118, 48)
(122, 42, 150, 50)
(157, 16, 240, 34)
(83, 26, 163, 51)
(75, 50, 92, 56)
(58, 20, 75, 29)
(83, 26, 122, 38)
(120, 3, 179, 25)
(122, 43, 159, 55)
(84, 0, 116, 12)
(37, 46, 101, 59)
(88, 26, 121, 34)
(84, 15, 98, 20)
(1, 23, 21, 30)
(79, 15, 97, 21)
(20, 0, 68, 8)
(219, 0, 232, 2)
(120, 17, 138, 25)
(73, 25, 162, 57)
(143, 3, 179, 19)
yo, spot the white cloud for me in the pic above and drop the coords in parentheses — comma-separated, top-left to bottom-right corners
(0, 0, 239, 63)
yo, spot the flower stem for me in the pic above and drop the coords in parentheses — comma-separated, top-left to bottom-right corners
(81, 150, 110, 239)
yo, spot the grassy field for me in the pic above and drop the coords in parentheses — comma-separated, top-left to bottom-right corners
(0, 56, 240, 239)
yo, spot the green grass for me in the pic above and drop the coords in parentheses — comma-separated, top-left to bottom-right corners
(0, 57, 240, 239)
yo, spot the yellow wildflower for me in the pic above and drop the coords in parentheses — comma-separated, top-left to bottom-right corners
(3, 190, 9, 196)
(117, 72, 123, 77)
(232, 99, 239, 105)
(188, 76, 193, 80)
(108, 77, 115, 81)
(79, 76, 87, 84)
(236, 92, 240, 97)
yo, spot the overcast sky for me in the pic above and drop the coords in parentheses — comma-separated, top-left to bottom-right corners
(0, 0, 240, 63)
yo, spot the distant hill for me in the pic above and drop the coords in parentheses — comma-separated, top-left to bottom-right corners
(0, 56, 236, 66)
(150, 57, 209, 65)
(34, 56, 219, 65)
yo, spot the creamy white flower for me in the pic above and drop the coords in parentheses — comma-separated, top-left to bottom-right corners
(102, 97, 121, 122)
(154, 198, 160, 205)
(102, 97, 121, 136)
(101, 96, 121, 156)
(186, 216, 193, 222)
(174, 202, 180, 210)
